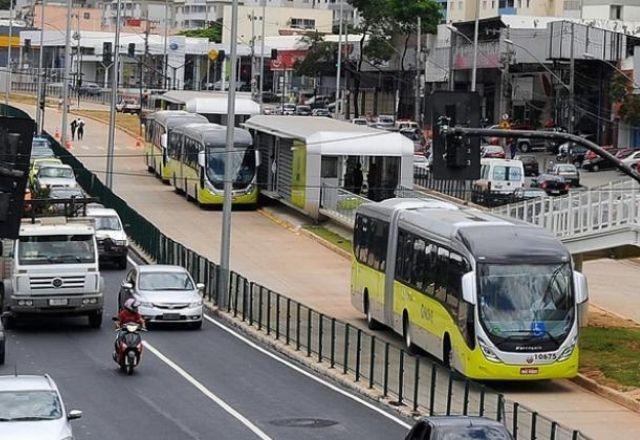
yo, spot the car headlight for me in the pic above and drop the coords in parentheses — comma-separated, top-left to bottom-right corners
(477, 337, 501, 363)
(189, 300, 203, 308)
(557, 334, 578, 362)
(139, 301, 153, 308)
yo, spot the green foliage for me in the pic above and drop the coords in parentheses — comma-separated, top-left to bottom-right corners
(611, 72, 640, 126)
(580, 327, 640, 388)
(178, 22, 222, 43)
(0, 0, 10, 10)
(610, 72, 628, 102)
(294, 32, 335, 77)
(388, 0, 442, 35)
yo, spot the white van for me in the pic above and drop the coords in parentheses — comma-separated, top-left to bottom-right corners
(472, 158, 524, 204)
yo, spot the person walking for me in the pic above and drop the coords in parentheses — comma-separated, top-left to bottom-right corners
(353, 162, 363, 195)
(77, 118, 85, 140)
(70, 118, 78, 141)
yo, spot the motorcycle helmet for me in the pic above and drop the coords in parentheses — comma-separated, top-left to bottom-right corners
(124, 298, 140, 313)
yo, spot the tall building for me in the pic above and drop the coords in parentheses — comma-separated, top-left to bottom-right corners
(447, 0, 568, 22)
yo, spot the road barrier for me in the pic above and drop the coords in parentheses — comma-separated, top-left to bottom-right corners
(38, 124, 591, 440)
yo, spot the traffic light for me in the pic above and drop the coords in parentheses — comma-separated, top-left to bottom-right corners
(428, 91, 481, 180)
(24, 39, 31, 54)
(271, 49, 278, 60)
(127, 43, 135, 58)
(102, 42, 112, 65)
(0, 117, 35, 239)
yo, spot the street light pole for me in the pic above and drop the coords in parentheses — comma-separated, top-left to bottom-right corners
(106, 0, 121, 189)
(584, 53, 640, 90)
(218, 0, 240, 308)
(163, 0, 169, 89)
(413, 17, 421, 123)
(36, 0, 46, 133)
(259, 0, 265, 103)
(334, 0, 343, 119)
(60, 0, 72, 146)
(569, 22, 575, 134)
(471, 0, 479, 92)
(4, 0, 14, 111)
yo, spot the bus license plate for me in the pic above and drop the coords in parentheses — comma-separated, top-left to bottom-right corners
(520, 367, 539, 375)
(163, 313, 180, 320)
(49, 298, 68, 306)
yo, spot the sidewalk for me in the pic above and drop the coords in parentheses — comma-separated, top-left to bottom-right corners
(15, 101, 640, 439)
(584, 259, 640, 324)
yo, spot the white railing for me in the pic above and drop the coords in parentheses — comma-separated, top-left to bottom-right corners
(319, 185, 370, 228)
(493, 180, 640, 239)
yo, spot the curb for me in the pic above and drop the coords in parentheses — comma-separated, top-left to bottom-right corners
(571, 374, 640, 414)
(257, 207, 300, 233)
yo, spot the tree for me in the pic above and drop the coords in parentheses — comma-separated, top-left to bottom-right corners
(179, 21, 222, 43)
(0, 0, 10, 10)
(611, 72, 640, 126)
(294, 31, 336, 77)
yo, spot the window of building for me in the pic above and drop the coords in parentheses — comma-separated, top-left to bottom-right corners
(491, 0, 495, 8)
(290, 18, 316, 29)
(499, 0, 514, 7)
(610, 5, 622, 20)
(482, 0, 487, 8)
(84, 12, 90, 19)
(526, 0, 530, 7)
(517, 0, 522, 8)
(458, 1, 462, 10)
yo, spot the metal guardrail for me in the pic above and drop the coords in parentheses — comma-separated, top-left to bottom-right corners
(413, 166, 473, 202)
(319, 185, 370, 227)
(34, 119, 591, 440)
(493, 179, 640, 240)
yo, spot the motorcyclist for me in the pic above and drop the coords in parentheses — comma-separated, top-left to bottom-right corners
(114, 298, 146, 357)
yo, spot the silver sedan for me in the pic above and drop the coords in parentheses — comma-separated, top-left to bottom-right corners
(118, 265, 204, 329)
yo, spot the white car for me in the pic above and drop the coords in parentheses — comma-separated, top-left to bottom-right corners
(88, 207, 129, 269)
(35, 164, 77, 189)
(118, 265, 204, 329)
(621, 150, 640, 168)
(413, 154, 429, 171)
(0, 374, 82, 440)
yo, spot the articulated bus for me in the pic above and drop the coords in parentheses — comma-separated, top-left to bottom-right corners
(166, 123, 259, 206)
(144, 110, 208, 182)
(351, 198, 588, 380)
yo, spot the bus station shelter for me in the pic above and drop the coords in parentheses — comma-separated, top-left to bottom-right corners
(244, 115, 414, 219)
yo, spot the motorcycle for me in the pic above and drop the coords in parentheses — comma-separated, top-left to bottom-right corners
(112, 317, 146, 375)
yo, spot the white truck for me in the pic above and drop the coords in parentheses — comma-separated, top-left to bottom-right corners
(0, 215, 104, 329)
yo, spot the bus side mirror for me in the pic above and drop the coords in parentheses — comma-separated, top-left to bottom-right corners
(161, 133, 167, 149)
(198, 151, 206, 168)
(255, 150, 261, 167)
(461, 272, 476, 305)
(573, 271, 588, 304)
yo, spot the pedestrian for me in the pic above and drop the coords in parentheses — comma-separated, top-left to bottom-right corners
(509, 139, 517, 159)
(70, 118, 78, 141)
(57, 97, 63, 111)
(77, 118, 85, 140)
(353, 162, 363, 195)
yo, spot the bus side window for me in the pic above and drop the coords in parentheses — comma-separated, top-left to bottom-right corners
(412, 238, 426, 291)
(446, 253, 463, 312)
(376, 222, 389, 272)
(434, 247, 449, 303)
(399, 231, 414, 284)
(355, 215, 370, 265)
(422, 243, 436, 296)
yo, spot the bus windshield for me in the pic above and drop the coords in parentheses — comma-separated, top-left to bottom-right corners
(478, 263, 574, 350)
(206, 147, 256, 190)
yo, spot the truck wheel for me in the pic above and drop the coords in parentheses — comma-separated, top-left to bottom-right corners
(118, 255, 128, 270)
(0, 341, 4, 365)
(89, 310, 103, 329)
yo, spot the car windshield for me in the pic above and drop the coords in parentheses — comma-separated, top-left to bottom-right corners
(32, 138, 49, 149)
(492, 166, 522, 181)
(206, 147, 256, 190)
(557, 165, 576, 172)
(18, 234, 96, 265)
(95, 216, 121, 231)
(38, 167, 74, 179)
(478, 263, 574, 346)
(31, 147, 54, 158)
(0, 391, 62, 421)
(138, 272, 194, 291)
(440, 425, 512, 440)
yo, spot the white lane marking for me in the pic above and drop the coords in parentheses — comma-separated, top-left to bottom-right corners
(127, 254, 410, 429)
(143, 341, 273, 440)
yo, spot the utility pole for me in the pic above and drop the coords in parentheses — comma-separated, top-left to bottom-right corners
(36, 0, 46, 133)
(218, 0, 240, 308)
(569, 22, 575, 134)
(448, 32, 455, 91)
(250, 10, 256, 97)
(163, 0, 169, 89)
(106, 0, 122, 189)
(499, 29, 511, 119)
(4, 0, 15, 111)
(414, 17, 421, 123)
(259, 0, 265, 103)
(60, 0, 72, 146)
(334, 0, 344, 118)
(471, 0, 479, 92)
(74, 12, 80, 109)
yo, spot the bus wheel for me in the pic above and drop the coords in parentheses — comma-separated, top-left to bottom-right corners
(364, 293, 381, 330)
(403, 313, 417, 355)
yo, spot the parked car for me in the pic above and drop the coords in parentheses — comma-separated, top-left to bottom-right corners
(481, 145, 506, 159)
(375, 114, 395, 129)
(34, 164, 77, 190)
(582, 146, 618, 172)
(115, 98, 141, 114)
(472, 158, 525, 205)
(78, 82, 103, 96)
(311, 108, 330, 117)
(517, 154, 539, 176)
(281, 103, 296, 115)
(31, 136, 55, 161)
(405, 416, 513, 440)
(615, 147, 634, 159)
(88, 206, 129, 269)
(531, 173, 570, 196)
(29, 157, 63, 187)
(351, 117, 368, 126)
(400, 128, 426, 152)
(48, 187, 86, 215)
(513, 187, 548, 201)
(295, 105, 312, 116)
(413, 154, 429, 171)
(568, 144, 588, 166)
(516, 128, 560, 153)
(396, 120, 419, 130)
(549, 163, 580, 186)
(621, 150, 640, 168)
(0, 374, 82, 439)
(118, 265, 204, 329)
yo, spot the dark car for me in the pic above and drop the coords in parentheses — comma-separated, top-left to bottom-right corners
(531, 173, 570, 196)
(405, 416, 513, 440)
(48, 187, 86, 215)
(568, 145, 588, 166)
(582, 146, 618, 172)
(518, 154, 539, 176)
(550, 163, 580, 186)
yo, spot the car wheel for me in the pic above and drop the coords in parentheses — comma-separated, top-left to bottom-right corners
(88, 310, 103, 329)
(519, 142, 530, 153)
(403, 313, 417, 355)
(592, 163, 600, 172)
(0, 339, 5, 365)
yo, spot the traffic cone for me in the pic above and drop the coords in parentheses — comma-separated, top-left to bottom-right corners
(54, 128, 60, 140)
(65, 139, 72, 150)
(135, 136, 143, 149)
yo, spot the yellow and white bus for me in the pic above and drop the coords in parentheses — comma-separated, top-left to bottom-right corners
(144, 110, 209, 182)
(351, 198, 588, 380)
(166, 123, 259, 206)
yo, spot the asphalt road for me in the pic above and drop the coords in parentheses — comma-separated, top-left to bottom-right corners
(0, 262, 411, 439)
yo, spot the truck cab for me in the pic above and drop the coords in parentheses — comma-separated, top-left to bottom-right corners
(1, 215, 104, 329)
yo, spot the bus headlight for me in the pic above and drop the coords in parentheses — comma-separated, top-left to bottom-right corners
(478, 337, 501, 363)
(245, 184, 254, 194)
(557, 334, 578, 362)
